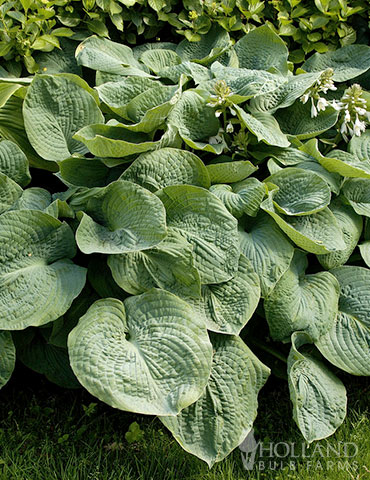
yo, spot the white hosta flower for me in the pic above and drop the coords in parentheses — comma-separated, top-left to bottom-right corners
(353, 116, 366, 136)
(215, 110, 222, 118)
(301, 93, 310, 104)
(311, 100, 318, 118)
(344, 109, 351, 123)
(226, 122, 234, 133)
(355, 107, 367, 116)
(317, 97, 329, 112)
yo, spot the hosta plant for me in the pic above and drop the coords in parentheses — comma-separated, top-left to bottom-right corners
(0, 26, 370, 467)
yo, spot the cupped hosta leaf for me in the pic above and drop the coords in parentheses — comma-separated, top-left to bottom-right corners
(161, 333, 270, 467)
(68, 290, 213, 415)
(157, 185, 239, 284)
(120, 148, 210, 191)
(0, 210, 86, 330)
(296, 161, 342, 195)
(315, 266, 370, 376)
(108, 228, 201, 298)
(186, 254, 260, 335)
(238, 212, 294, 298)
(317, 198, 362, 270)
(0, 172, 23, 214)
(265, 168, 331, 216)
(302, 45, 370, 82)
(168, 90, 225, 154)
(206, 158, 257, 184)
(12, 187, 52, 211)
(265, 250, 340, 343)
(275, 101, 338, 140)
(235, 106, 290, 148)
(234, 25, 288, 74)
(342, 178, 370, 217)
(261, 190, 346, 254)
(348, 130, 370, 161)
(0, 331, 15, 389)
(75, 36, 148, 76)
(210, 178, 266, 218)
(0, 140, 30, 186)
(288, 332, 347, 443)
(23, 74, 104, 161)
(59, 157, 122, 188)
(73, 123, 164, 158)
(140, 49, 182, 73)
(76, 180, 167, 254)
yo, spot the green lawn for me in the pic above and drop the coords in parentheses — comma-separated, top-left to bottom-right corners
(0, 365, 369, 480)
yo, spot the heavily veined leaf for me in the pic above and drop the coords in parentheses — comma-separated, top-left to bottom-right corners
(0, 82, 22, 108)
(265, 250, 340, 342)
(261, 190, 346, 254)
(186, 254, 260, 335)
(288, 332, 347, 443)
(0, 210, 86, 330)
(68, 290, 213, 415)
(120, 148, 211, 191)
(234, 25, 289, 74)
(295, 161, 342, 195)
(206, 157, 257, 184)
(348, 130, 370, 162)
(359, 241, 370, 268)
(23, 74, 104, 161)
(0, 172, 23, 214)
(265, 168, 331, 216)
(161, 333, 270, 467)
(59, 157, 122, 188)
(317, 198, 362, 270)
(76, 180, 167, 254)
(210, 178, 266, 218)
(35, 38, 82, 75)
(157, 185, 239, 284)
(108, 228, 201, 298)
(139, 49, 182, 74)
(158, 61, 211, 84)
(0, 140, 31, 186)
(315, 267, 370, 376)
(302, 45, 370, 81)
(238, 212, 294, 298)
(342, 178, 370, 217)
(11, 187, 52, 211)
(235, 106, 290, 148)
(0, 331, 15, 389)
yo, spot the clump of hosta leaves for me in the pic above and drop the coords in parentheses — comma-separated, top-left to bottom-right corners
(0, 26, 370, 468)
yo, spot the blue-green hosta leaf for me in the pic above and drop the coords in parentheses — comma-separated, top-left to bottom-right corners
(120, 148, 210, 192)
(76, 180, 167, 254)
(302, 45, 370, 82)
(342, 178, 370, 217)
(206, 157, 257, 184)
(261, 190, 346, 254)
(234, 25, 289, 74)
(265, 168, 331, 216)
(68, 290, 213, 415)
(158, 62, 211, 84)
(0, 172, 23, 214)
(186, 254, 260, 335)
(157, 185, 239, 284)
(0, 331, 15, 389)
(0, 82, 22, 108)
(348, 130, 370, 162)
(23, 74, 104, 161)
(296, 161, 342, 195)
(288, 332, 347, 443)
(133, 42, 177, 59)
(168, 90, 225, 154)
(75, 36, 149, 76)
(35, 38, 81, 75)
(210, 178, 266, 218)
(250, 72, 322, 113)
(0, 140, 30, 186)
(108, 228, 201, 298)
(315, 266, 370, 376)
(139, 49, 182, 74)
(0, 210, 86, 330)
(359, 242, 370, 268)
(265, 250, 340, 343)
(9, 187, 74, 219)
(275, 101, 338, 140)
(59, 157, 122, 188)
(238, 212, 294, 298)
(235, 106, 290, 148)
(317, 198, 362, 270)
(161, 333, 270, 467)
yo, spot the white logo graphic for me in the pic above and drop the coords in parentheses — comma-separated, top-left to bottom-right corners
(239, 429, 258, 470)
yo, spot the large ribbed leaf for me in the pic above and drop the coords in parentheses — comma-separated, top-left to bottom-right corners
(140, 49, 181, 74)
(342, 178, 370, 217)
(161, 334, 270, 467)
(0, 172, 23, 214)
(156, 185, 239, 284)
(186, 254, 260, 334)
(265, 250, 339, 342)
(239, 212, 294, 297)
(206, 158, 257, 184)
(315, 267, 370, 376)
(288, 332, 347, 443)
(108, 228, 201, 298)
(176, 25, 230, 64)
(120, 148, 210, 191)
(76, 180, 167, 254)
(68, 290, 213, 415)
(0, 331, 15, 389)
(261, 190, 346, 254)
(266, 168, 331, 216)
(59, 157, 122, 188)
(348, 130, 370, 161)
(0, 140, 30, 186)
(317, 198, 362, 270)
(0, 210, 86, 330)
(359, 241, 370, 268)
(23, 74, 104, 161)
